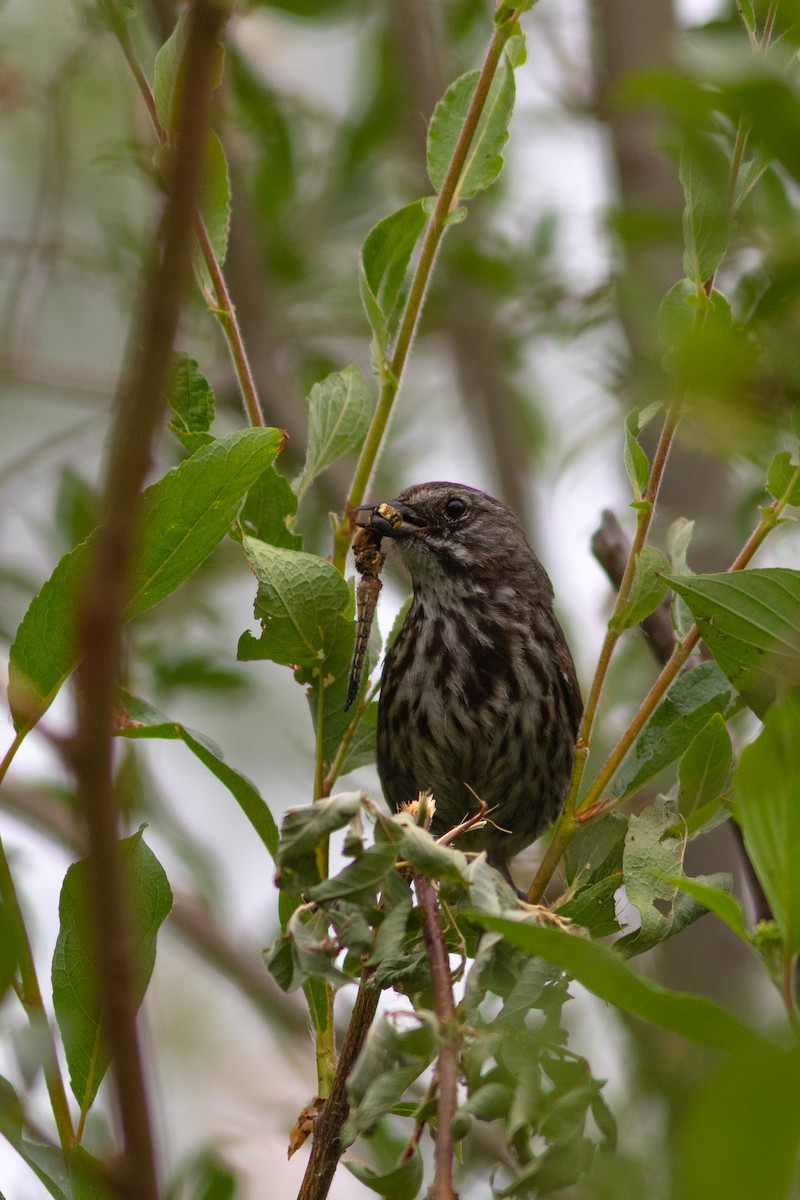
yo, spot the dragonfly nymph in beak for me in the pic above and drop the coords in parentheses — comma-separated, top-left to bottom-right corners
(344, 503, 402, 710)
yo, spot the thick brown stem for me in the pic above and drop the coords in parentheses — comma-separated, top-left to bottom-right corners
(67, 3, 228, 1196)
(297, 973, 381, 1200)
(415, 872, 459, 1200)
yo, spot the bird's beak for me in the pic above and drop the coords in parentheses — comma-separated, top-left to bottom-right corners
(352, 499, 426, 537)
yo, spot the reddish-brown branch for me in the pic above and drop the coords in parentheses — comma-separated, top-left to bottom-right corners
(67, 3, 228, 1196)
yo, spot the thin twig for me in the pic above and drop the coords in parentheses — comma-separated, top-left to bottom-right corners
(66, 4, 228, 1196)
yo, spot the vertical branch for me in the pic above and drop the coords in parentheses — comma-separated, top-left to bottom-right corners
(415, 872, 459, 1200)
(67, 3, 228, 1196)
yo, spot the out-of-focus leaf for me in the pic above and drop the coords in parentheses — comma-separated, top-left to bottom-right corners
(0, 897, 18, 1000)
(678, 713, 732, 819)
(470, 915, 765, 1052)
(9, 428, 284, 730)
(766, 450, 800, 505)
(294, 368, 374, 503)
(52, 830, 173, 1111)
(667, 569, 800, 716)
(346, 1148, 424, 1200)
(734, 696, 800, 956)
(115, 691, 279, 861)
(609, 546, 670, 633)
(166, 353, 215, 452)
(359, 201, 427, 356)
(622, 402, 660, 499)
(55, 468, 101, 552)
(0, 1078, 72, 1199)
(675, 1041, 800, 1200)
(153, 10, 189, 130)
(667, 516, 696, 641)
(680, 131, 731, 285)
(658, 280, 732, 350)
(618, 799, 683, 955)
(197, 132, 231, 278)
(613, 662, 733, 800)
(427, 61, 515, 200)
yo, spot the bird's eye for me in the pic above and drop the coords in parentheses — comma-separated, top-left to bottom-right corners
(444, 497, 467, 521)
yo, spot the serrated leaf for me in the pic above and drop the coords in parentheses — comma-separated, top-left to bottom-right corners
(115, 690, 279, 861)
(294, 367, 374, 503)
(469, 915, 765, 1052)
(427, 61, 515, 201)
(240, 538, 351, 666)
(153, 11, 189, 130)
(197, 131, 231, 283)
(395, 814, 470, 883)
(280, 793, 365, 859)
(359, 201, 427, 356)
(167, 353, 215, 452)
(766, 450, 800, 505)
(609, 546, 670, 633)
(665, 875, 749, 942)
(309, 839, 399, 903)
(8, 428, 284, 730)
(52, 830, 173, 1110)
(346, 1148, 424, 1200)
(239, 466, 302, 550)
(734, 696, 800, 956)
(680, 131, 731, 285)
(666, 569, 800, 716)
(345, 1011, 438, 1142)
(613, 662, 733, 800)
(619, 799, 683, 955)
(678, 712, 732, 819)
(623, 409, 651, 500)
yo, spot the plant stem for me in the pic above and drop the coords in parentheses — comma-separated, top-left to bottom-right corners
(67, 5, 227, 1196)
(104, 0, 265, 430)
(0, 836, 75, 1154)
(297, 971, 381, 1200)
(415, 871, 459, 1200)
(332, 5, 526, 573)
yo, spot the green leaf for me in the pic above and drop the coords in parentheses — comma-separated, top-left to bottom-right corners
(680, 131, 731, 285)
(619, 799, 683, 955)
(115, 691, 279, 861)
(666, 569, 800, 716)
(678, 713, 732, 819)
(345, 1011, 438, 1142)
(0, 1076, 72, 1200)
(339, 700, 378, 775)
(665, 875, 749, 943)
(167, 353, 215, 452)
(613, 662, 733, 800)
(766, 450, 800, 505)
(609, 546, 670, 633)
(346, 1148, 424, 1200)
(9, 428, 284, 730)
(198, 131, 230, 274)
(275, 792, 364, 891)
(359, 201, 427, 355)
(427, 61, 516, 201)
(294, 367, 374, 504)
(658, 279, 732, 350)
(309, 839, 399, 903)
(52, 830, 173, 1110)
(623, 409, 651, 499)
(239, 537, 351, 666)
(667, 516, 696, 640)
(675, 1041, 800, 1200)
(238, 537, 356, 760)
(734, 696, 800, 956)
(153, 10, 189, 130)
(469, 915, 765, 1052)
(395, 815, 470, 883)
(239, 466, 302, 551)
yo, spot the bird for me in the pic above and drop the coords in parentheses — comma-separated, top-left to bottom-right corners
(356, 481, 582, 891)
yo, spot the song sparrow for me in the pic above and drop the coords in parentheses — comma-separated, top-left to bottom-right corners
(357, 482, 582, 888)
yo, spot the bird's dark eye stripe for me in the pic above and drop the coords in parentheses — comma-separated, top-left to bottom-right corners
(444, 497, 467, 520)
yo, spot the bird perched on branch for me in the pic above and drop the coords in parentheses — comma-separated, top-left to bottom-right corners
(355, 481, 582, 890)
